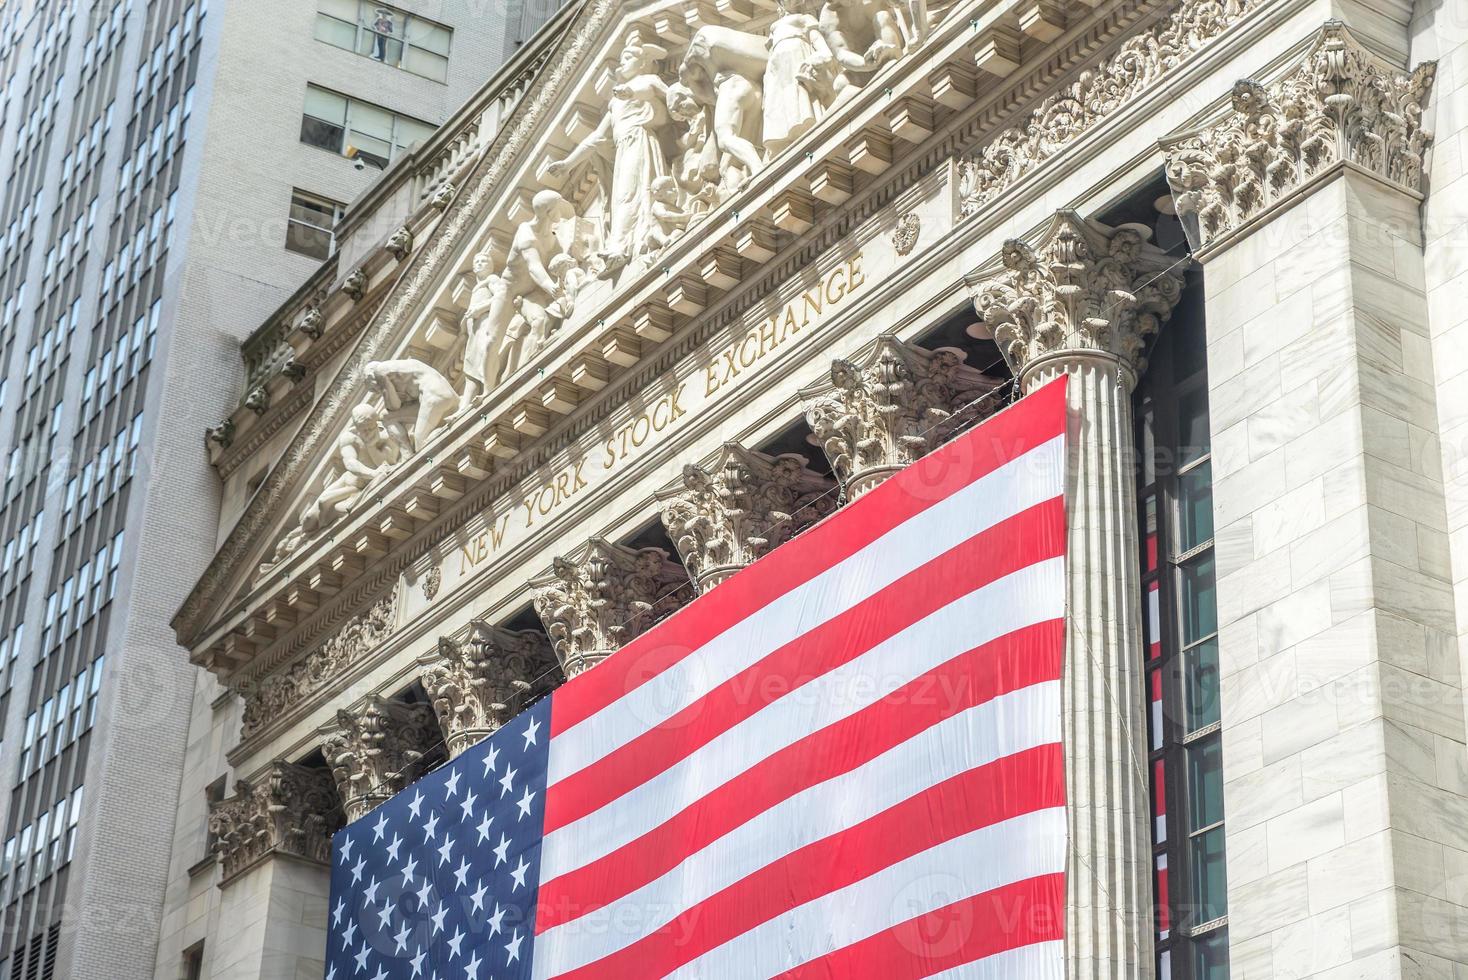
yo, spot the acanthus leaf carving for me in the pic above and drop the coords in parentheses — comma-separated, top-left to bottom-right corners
(208, 761, 342, 883)
(968, 211, 1185, 388)
(531, 538, 690, 678)
(657, 444, 834, 592)
(320, 694, 440, 822)
(421, 623, 556, 756)
(1162, 22, 1435, 252)
(802, 335, 1000, 497)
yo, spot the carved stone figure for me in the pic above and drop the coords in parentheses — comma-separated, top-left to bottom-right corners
(679, 26, 768, 184)
(764, 0, 841, 155)
(645, 176, 694, 256)
(319, 695, 440, 821)
(421, 623, 555, 756)
(666, 83, 723, 208)
(491, 190, 578, 386)
(341, 268, 367, 301)
(363, 358, 457, 458)
(385, 226, 413, 260)
(457, 251, 512, 416)
(802, 335, 999, 496)
(819, 0, 928, 73)
(544, 36, 671, 276)
(531, 538, 689, 677)
(657, 444, 834, 592)
(208, 762, 341, 882)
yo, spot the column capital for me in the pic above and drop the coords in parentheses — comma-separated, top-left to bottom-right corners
(656, 444, 834, 593)
(208, 761, 341, 885)
(421, 623, 555, 756)
(320, 695, 439, 821)
(1162, 21, 1436, 254)
(531, 538, 688, 678)
(969, 211, 1184, 391)
(801, 335, 999, 497)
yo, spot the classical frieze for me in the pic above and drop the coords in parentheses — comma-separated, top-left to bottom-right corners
(968, 211, 1184, 387)
(657, 444, 835, 592)
(321, 695, 441, 821)
(421, 623, 556, 756)
(240, 588, 399, 741)
(532, 538, 689, 677)
(208, 761, 341, 883)
(958, 0, 1255, 217)
(1163, 22, 1435, 252)
(802, 335, 1000, 497)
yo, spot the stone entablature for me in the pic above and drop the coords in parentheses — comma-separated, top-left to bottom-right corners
(657, 443, 834, 592)
(207, 762, 341, 884)
(421, 622, 556, 756)
(802, 334, 999, 497)
(1162, 22, 1435, 255)
(531, 538, 689, 678)
(320, 696, 440, 821)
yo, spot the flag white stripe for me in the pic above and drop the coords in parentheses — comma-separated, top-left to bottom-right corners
(920, 941, 1065, 980)
(540, 558, 1065, 881)
(659, 807, 1067, 980)
(548, 435, 1066, 784)
(533, 682, 1061, 975)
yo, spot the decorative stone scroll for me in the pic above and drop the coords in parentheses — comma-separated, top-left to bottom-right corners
(657, 444, 834, 592)
(208, 761, 341, 884)
(1162, 22, 1435, 252)
(969, 211, 1184, 386)
(531, 538, 688, 678)
(801, 335, 999, 497)
(240, 587, 400, 740)
(958, 0, 1254, 217)
(421, 623, 556, 756)
(320, 695, 440, 821)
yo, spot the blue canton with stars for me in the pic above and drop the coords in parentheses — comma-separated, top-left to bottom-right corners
(326, 698, 550, 980)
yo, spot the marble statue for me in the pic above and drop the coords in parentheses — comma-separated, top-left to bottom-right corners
(666, 83, 723, 208)
(457, 252, 509, 415)
(645, 176, 694, 255)
(678, 26, 768, 181)
(764, 0, 841, 155)
(489, 189, 577, 386)
(544, 36, 671, 277)
(363, 359, 457, 457)
(819, 0, 929, 73)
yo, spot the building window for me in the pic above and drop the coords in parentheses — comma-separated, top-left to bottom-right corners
(285, 191, 344, 260)
(299, 85, 437, 168)
(1137, 283, 1228, 980)
(314, 0, 452, 82)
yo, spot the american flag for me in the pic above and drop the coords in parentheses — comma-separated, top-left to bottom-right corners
(326, 376, 1069, 979)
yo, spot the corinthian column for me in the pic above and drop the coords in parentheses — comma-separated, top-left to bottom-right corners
(421, 622, 555, 756)
(531, 538, 688, 677)
(969, 211, 1184, 980)
(320, 695, 440, 821)
(800, 334, 1000, 497)
(208, 761, 341, 884)
(656, 443, 834, 592)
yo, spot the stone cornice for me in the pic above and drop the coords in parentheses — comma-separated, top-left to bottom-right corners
(1162, 21, 1435, 256)
(968, 211, 1185, 388)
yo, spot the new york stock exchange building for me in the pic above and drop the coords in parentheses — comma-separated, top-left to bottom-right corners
(160, 0, 1468, 977)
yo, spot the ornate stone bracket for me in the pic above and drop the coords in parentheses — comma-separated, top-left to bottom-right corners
(421, 623, 556, 756)
(968, 211, 1184, 390)
(320, 695, 440, 821)
(1162, 22, 1435, 254)
(531, 538, 688, 678)
(657, 444, 834, 592)
(208, 761, 341, 885)
(801, 335, 999, 497)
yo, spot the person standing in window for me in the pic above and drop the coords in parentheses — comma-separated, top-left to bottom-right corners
(370, 8, 394, 61)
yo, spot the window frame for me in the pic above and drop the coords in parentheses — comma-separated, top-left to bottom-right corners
(313, 0, 452, 82)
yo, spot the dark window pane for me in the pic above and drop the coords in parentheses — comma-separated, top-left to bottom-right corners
(285, 222, 332, 260)
(1185, 637, 1221, 732)
(1179, 389, 1210, 466)
(1188, 737, 1224, 830)
(1179, 553, 1216, 644)
(1177, 460, 1214, 552)
(299, 116, 344, 153)
(1194, 928, 1229, 980)
(1191, 826, 1228, 922)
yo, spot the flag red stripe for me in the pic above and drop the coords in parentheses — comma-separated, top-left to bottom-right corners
(549, 380, 1069, 737)
(543, 498, 1065, 835)
(536, 618, 1064, 932)
(549, 744, 1066, 980)
(773, 874, 1066, 980)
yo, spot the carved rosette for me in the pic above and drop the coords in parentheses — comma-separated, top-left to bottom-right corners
(320, 695, 439, 821)
(208, 761, 341, 884)
(802, 336, 999, 497)
(1163, 23, 1435, 253)
(969, 212, 1184, 391)
(657, 444, 834, 592)
(421, 623, 555, 756)
(531, 538, 688, 678)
